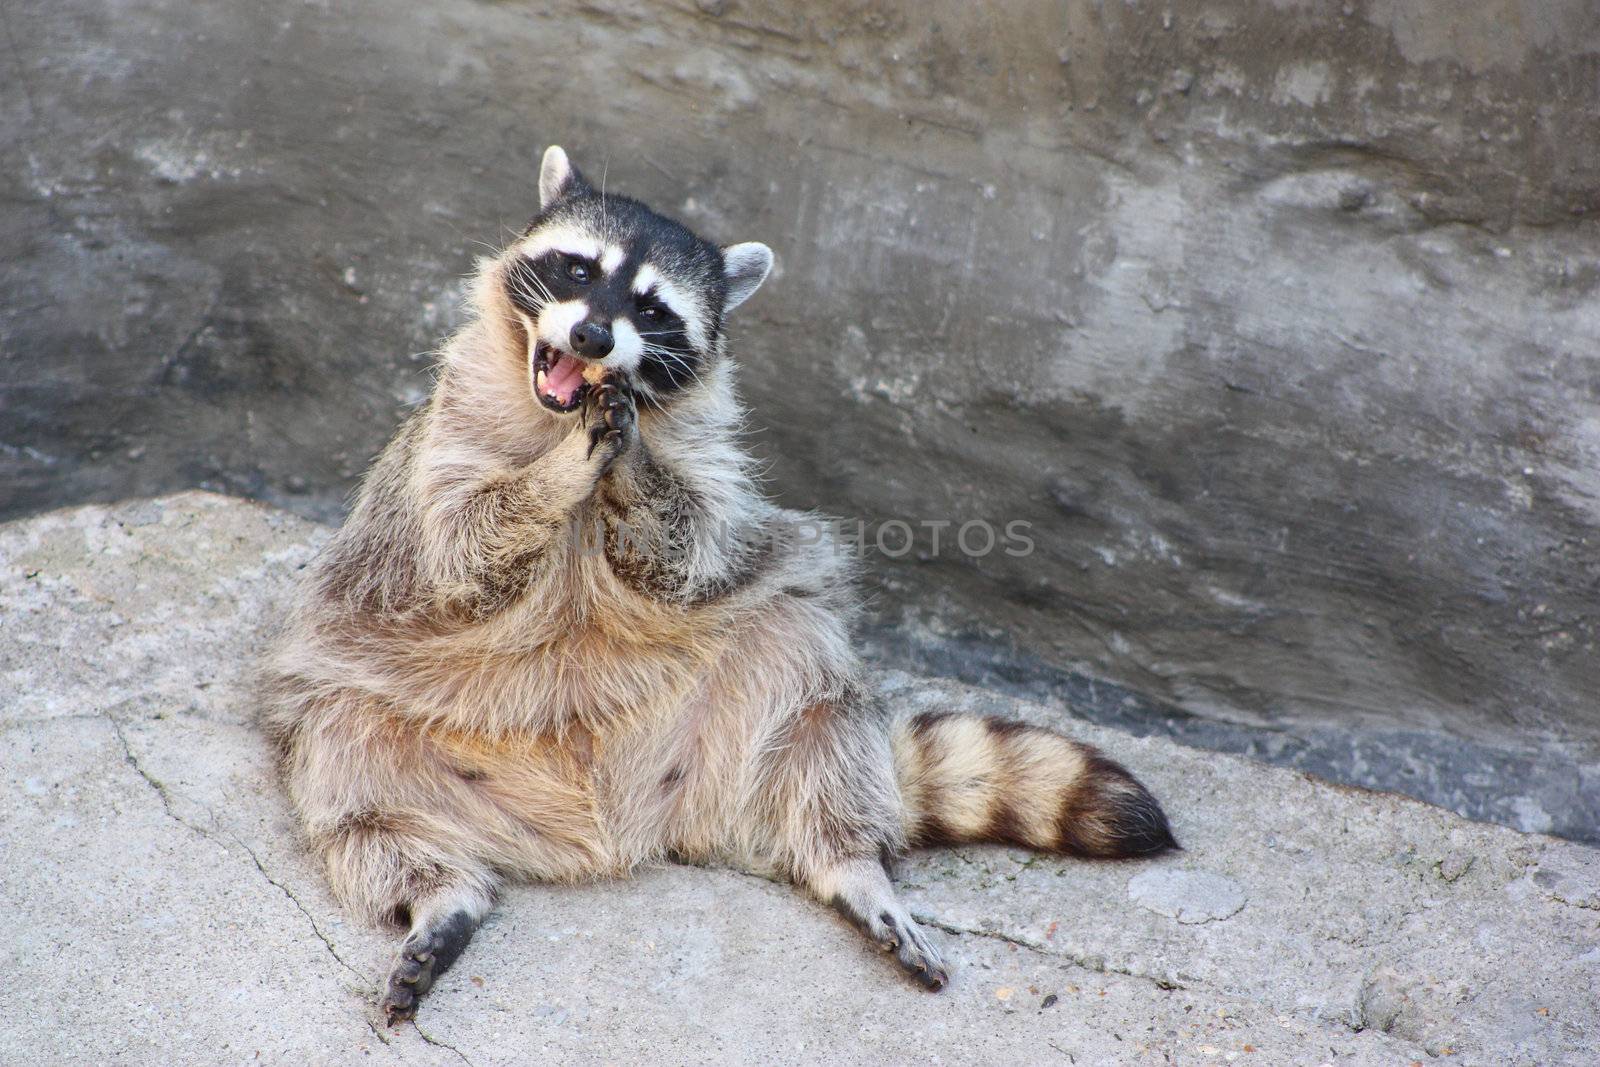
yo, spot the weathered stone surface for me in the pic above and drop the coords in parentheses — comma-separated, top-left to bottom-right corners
(2, 1, 1598, 835)
(2, 494, 1597, 1064)
(1126, 868, 1247, 925)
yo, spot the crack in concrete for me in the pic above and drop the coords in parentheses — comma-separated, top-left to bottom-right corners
(1547, 891, 1600, 912)
(725, 862, 1404, 1045)
(412, 1020, 477, 1066)
(102, 710, 371, 991)
(922, 910, 1410, 1047)
(910, 913, 1186, 992)
(719, 864, 1191, 993)
(231, 830, 372, 989)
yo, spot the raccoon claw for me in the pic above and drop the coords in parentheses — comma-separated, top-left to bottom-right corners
(883, 917, 948, 991)
(382, 995, 415, 1025)
(584, 381, 636, 462)
(900, 948, 949, 990)
(381, 951, 433, 1024)
(836, 897, 950, 992)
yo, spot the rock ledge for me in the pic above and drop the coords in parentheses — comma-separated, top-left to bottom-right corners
(3, 494, 1595, 1065)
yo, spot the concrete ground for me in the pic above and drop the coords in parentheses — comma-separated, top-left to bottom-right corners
(2, 493, 1596, 1066)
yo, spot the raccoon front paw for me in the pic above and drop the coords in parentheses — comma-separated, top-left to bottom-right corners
(584, 381, 637, 465)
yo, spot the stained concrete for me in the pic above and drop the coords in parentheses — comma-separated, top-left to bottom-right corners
(2, 3, 1598, 835)
(2, 494, 1597, 1065)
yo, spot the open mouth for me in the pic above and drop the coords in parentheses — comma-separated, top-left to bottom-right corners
(533, 341, 597, 413)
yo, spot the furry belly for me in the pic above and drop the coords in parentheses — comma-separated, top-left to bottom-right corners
(362, 614, 714, 738)
(428, 721, 619, 879)
(426, 699, 745, 874)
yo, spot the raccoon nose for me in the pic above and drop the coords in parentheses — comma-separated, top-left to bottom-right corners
(569, 320, 614, 359)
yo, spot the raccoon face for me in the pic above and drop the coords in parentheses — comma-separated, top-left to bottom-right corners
(499, 146, 773, 415)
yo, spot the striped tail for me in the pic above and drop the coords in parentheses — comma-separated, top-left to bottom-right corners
(891, 711, 1178, 858)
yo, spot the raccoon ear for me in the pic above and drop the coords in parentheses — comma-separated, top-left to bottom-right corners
(722, 242, 773, 312)
(539, 145, 587, 209)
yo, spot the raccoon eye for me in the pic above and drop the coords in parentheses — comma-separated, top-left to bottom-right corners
(636, 296, 673, 323)
(565, 257, 593, 284)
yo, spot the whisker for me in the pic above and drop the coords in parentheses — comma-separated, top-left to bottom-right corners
(465, 237, 505, 258)
(642, 347, 709, 391)
(507, 260, 556, 310)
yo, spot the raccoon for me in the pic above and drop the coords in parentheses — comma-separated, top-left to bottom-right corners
(262, 146, 1177, 1023)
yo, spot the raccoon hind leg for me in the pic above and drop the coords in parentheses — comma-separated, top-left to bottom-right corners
(753, 683, 950, 990)
(317, 809, 496, 1023)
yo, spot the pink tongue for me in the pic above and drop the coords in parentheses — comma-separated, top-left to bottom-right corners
(544, 353, 586, 404)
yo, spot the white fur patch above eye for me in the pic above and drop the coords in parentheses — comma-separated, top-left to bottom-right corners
(518, 226, 623, 279)
(521, 224, 602, 263)
(722, 242, 773, 312)
(631, 264, 661, 296)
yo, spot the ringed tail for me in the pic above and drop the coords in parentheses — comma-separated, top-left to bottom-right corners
(892, 711, 1179, 858)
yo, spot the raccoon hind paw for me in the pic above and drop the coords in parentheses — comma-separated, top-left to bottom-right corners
(381, 909, 479, 1025)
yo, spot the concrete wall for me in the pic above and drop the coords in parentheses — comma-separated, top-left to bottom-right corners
(4, 2, 1597, 833)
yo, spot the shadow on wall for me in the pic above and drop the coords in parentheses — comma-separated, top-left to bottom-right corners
(2, 1, 1597, 838)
